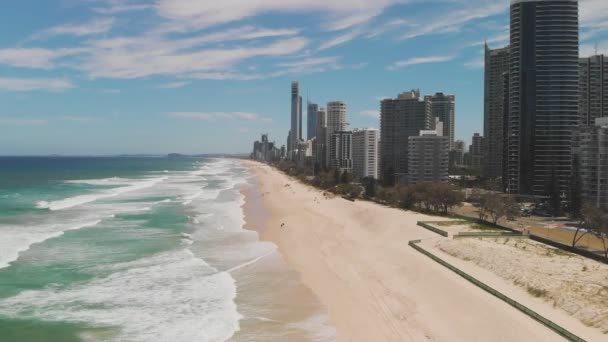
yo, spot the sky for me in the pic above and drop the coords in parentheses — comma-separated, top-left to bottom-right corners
(0, 0, 607, 155)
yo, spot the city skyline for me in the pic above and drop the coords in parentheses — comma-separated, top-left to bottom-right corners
(0, 0, 607, 155)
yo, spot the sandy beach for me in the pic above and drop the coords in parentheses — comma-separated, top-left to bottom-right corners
(240, 160, 574, 342)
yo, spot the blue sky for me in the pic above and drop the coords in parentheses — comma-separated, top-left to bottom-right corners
(0, 0, 607, 155)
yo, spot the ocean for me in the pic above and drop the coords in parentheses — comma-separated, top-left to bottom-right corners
(0, 157, 334, 342)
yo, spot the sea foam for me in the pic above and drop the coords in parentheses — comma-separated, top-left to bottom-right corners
(0, 219, 102, 270)
(36, 176, 168, 211)
(0, 249, 241, 342)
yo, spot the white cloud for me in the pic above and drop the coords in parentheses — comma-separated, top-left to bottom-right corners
(79, 36, 309, 79)
(30, 18, 115, 40)
(469, 32, 509, 48)
(0, 118, 47, 125)
(60, 116, 100, 123)
(170, 111, 271, 122)
(155, 0, 400, 31)
(101, 88, 121, 94)
(93, 0, 152, 14)
(399, 1, 506, 41)
(464, 57, 484, 69)
(0, 77, 74, 92)
(387, 55, 455, 70)
(158, 81, 190, 89)
(364, 19, 412, 39)
(360, 110, 380, 118)
(318, 31, 360, 51)
(580, 41, 608, 57)
(0, 48, 87, 69)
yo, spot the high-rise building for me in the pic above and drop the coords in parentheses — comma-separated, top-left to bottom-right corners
(328, 131, 353, 172)
(483, 44, 510, 179)
(579, 55, 607, 126)
(352, 128, 379, 179)
(579, 117, 608, 209)
(315, 108, 327, 167)
(326, 101, 348, 168)
(450, 140, 466, 168)
(408, 128, 449, 184)
(290, 81, 303, 153)
(326, 101, 348, 133)
(307, 101, 319, 140)
(380, 90, 432, 183)
(470, 133, 484, 169)
(507, 0, 579, 196)
(425, 93, 455, 150)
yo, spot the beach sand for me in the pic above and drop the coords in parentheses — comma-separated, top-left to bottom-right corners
(241, 160, 568, 342)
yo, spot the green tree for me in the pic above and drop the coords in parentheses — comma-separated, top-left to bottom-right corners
(361, 177, 377, 198)
(341, 170, 351, 184)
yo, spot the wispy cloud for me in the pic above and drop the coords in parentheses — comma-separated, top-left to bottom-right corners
(158, 81, 190, 89)
(0, 118, 47, 125)
(0, 77, 74, 92)
(387, 55, 455, 70)
(93, 1, 152, 14)
(59, 116, 101, 123)
(0, 48, 87, 69)
(580, 41, 608, 57)
(318, 31, 360, 51)
(399, 2, 506, 41)
(170, 111, 272, 122)
(29, 18, 115, 40)
(155, 0, 400, 32)
(469, 32, 509, 48)
(78, 36, 309, 79)
(359, 110, 380, 118)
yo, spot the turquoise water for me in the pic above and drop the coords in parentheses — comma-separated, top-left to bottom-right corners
(0, 157, 335, 342)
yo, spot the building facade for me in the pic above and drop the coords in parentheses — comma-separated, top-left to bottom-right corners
(307, 101, 319, 140)
(352, 128, 379, 179)
(325, 101, 348, 168)
(483, 44, 510, 179)
(328, 131, 353, 172)
(408, 130, 449, 184)
(314, 107, 327, 167)
(579, 55, 607, 126)
(579, 118, 608, 209)
(425, 93, 455, 150)
(507, 0, 579, 196)
(470, 133, 484, 170)
(380, 90, 432, 183)
(290, 81, 303, 154)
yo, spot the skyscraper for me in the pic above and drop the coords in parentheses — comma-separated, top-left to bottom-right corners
(290, 81, 302, 153)
(579, 55, 607, 126)
(425, 93, 455, 150)
(326, 101, 348, 133)
(329, 131, 353, 172)
(352, 128, 379, 179)
(307, 101, 319, 140)
(408, 128, 449, 184)
(315, 108, 327, 167)
(326, 101, 348, 168)
(507, 0, 579, 196)
(380, 90, 432, 184)
(483, 44, 510, 179)
(579, 117, 608, 209)
(470, 133, 484, 170)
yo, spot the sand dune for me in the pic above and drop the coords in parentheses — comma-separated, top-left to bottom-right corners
(242, 161, 570, 342)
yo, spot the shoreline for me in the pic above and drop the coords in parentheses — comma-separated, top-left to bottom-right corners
(239, 160, 592, 341)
